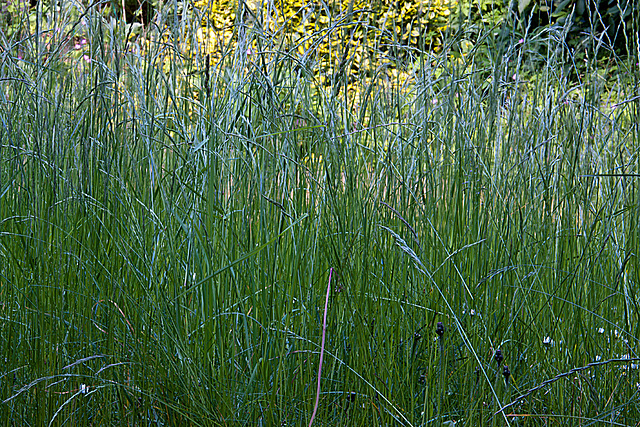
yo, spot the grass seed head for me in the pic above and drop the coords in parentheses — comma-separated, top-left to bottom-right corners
(503, 365, 511, 383)
(436, 321, 445, 337)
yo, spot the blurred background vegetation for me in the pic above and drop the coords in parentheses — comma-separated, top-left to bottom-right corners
(2, 0, 636, 86)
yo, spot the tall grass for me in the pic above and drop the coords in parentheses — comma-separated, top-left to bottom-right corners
(1, 1, 639, 425)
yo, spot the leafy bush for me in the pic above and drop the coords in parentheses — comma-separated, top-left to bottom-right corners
(190, 0, 457, 90)
(514, 0, 639, 55)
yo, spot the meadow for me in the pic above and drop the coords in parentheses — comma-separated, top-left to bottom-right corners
(1, 0, 639, 425)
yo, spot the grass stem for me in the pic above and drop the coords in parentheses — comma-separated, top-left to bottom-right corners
(309, 267, 333, 427)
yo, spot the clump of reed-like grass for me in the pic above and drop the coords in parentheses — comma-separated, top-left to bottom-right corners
(1, 1, 639, 425)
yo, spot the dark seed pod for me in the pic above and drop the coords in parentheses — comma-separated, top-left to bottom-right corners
(436, 322, 445, 337)
(494, 349, 504, 365)
(503, 365, 511, 383)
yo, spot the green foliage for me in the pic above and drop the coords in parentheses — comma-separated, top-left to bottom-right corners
(190, 0, 457, 94)
(514, 0, 638, 54)
(1, 0, 640, 426)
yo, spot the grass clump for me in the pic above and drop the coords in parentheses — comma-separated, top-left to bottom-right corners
(1, 1, 639, 425)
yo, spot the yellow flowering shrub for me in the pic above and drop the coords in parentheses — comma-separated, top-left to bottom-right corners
(192, 0, 456, 76)
(176, 0, 457, 145)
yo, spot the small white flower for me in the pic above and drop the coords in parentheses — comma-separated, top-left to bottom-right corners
(470, 309, 476, 316)
(595, 355, 601, 362)
(543, 336, 553, 346)
(79, 384, 88, 394)
(597, 328, 605, 334)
